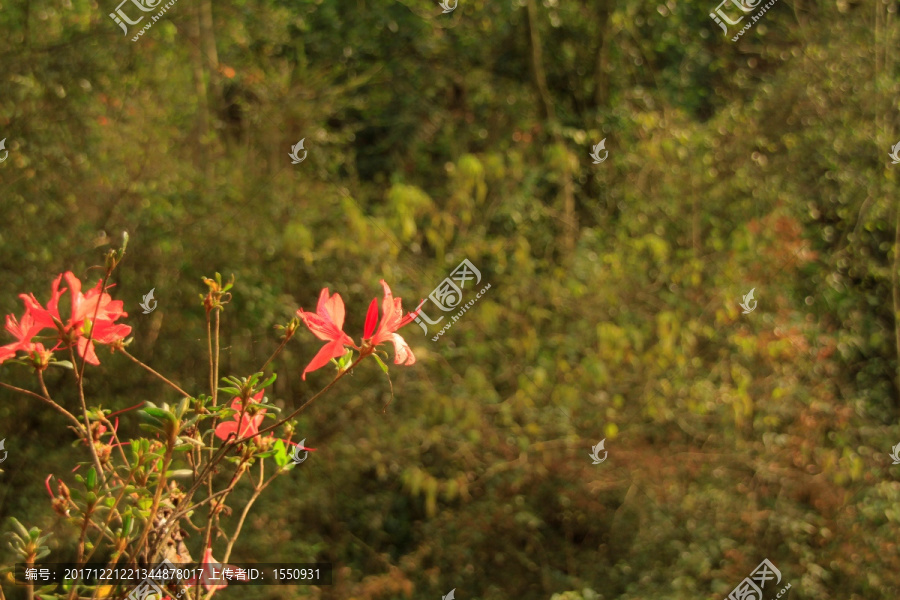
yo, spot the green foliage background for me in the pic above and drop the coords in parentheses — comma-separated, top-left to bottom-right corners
(2, 0, 900, 598)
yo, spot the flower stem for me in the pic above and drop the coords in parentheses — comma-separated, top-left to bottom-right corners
(233, 354, 367, 445)
(0, 380, 82, 434)
(130, 442, 174, 564)
(69, 347, 109, 494)
(120, 349, 192, 398)
(259, 332, 293, 373)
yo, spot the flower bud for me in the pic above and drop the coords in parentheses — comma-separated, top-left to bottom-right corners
(51, 497, 70, 517)
(57, 480, 70, 500)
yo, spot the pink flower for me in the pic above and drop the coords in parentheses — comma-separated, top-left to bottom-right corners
(296, 288, 356, 380)
(18, 272, 131, 365)
(362, 280, 419, 366)
(296, 281, 420, 378)
(0, 312, 43, 364)
(215, 392, 267, 441)
(76, 319, 132, 365)
(19, 274, 67, 331)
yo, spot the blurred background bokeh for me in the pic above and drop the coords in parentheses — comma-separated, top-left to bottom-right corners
(1, 0, 900, 598)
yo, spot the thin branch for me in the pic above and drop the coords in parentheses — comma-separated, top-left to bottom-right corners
(216, 461, 274, 597)
(0, 379, 83, 433)
(130, 443, 174, 564)
(234, 354, 367, 445)
(120, 348, 192, 398)
(259, 333, 292, 373)
(69, 347, 109, 495)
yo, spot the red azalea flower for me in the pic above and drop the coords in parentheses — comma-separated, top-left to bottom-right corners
(0, 312, 43, 364)
(215, 392, 267, 441)
(296, 288, 357, 380)
(19, 272, 131, 365)
(362, 280, 419, 366)
(67, 272, 129, 324)
(19, 274, 67, 330)
(76, 319, 133, 365)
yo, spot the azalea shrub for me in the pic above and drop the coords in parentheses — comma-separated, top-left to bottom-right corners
(0, 237, 420, 600)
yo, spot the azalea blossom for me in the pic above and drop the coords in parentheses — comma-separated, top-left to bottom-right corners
(296, 281, 420, 378)
(296, 288, 356, 380)
(76, 318, 132, 365)
(18, 274, 67, 331)
(0, 312, 44, 364)
(16, 271, 131, 365)
(361, 280, 419, 366)
(215, 392, 267, 441)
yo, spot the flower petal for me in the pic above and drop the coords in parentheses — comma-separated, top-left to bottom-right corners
(91, 321, 132, 344)
(379, 280, 397, 327)
(297, 309, 336, 342)
(363, 298, 378, 339)
(390, 333, 415, 366)
(0, 345, 17, 364)
(322, 291, 346, 331)
(302, 339, 349, 380)
(64, 272, 88, 323)
(46, 274, 67, 323)
(215, 420, 238, 441)
(77, 336, 100, 365)
(238, 410, 266, 438)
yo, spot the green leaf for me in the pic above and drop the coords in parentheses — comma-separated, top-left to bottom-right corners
(8, 517, 29, 539)
(142, 407, 175, 423)
(165, 469, 194, 478)
(121, 513, 133, 537)
(180, 415, 202, 429)
(335, 349, 355, 371)
(86, 467, 97, 490)
(273, 439, 289, 468)
(372, 354, 390, 374)
(176, 396, 190, 419)
(50, 360, 74, 370)
(217, 408, 238, 420)
(259, 372, 277, 390)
